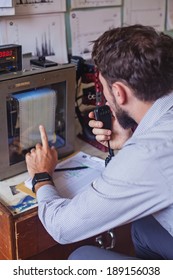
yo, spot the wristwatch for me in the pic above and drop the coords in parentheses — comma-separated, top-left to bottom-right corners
(32, 172, 53, 193)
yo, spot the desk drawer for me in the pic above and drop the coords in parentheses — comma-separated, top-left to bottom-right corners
(0, 200, 134, 259)
(15, 211, 57, 259)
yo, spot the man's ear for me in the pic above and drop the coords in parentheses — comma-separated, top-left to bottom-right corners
(112, 82, 129, 105)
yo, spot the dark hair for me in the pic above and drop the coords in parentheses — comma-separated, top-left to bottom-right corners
(92, 24, 173, 101)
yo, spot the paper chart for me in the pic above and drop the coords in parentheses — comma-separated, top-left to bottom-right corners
(0, 0, 13, 8)
(14, 0, 66, 15)
(0, 13, 68, 63)
(166, 0, 173, 30)
(71, 0, 122, 9)
(123, 0, 166, 31)
(70, 7, 121, 60)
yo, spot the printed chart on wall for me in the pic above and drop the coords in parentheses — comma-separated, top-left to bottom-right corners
(70, 7, 121, 60)
(0, 13, 68, 63)
(14, 0, 66, 15)
(0, 0, 14, 16)
(166, 0, 173, 30)
(0, 0, 13, 7)
(71, 0, 122, 9)
(123, 0, 166, 31)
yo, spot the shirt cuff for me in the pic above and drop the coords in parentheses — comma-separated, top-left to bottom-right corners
(36, 184, 61, 202)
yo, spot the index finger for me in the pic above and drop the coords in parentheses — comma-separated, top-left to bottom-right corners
(39, 125, 49, 150)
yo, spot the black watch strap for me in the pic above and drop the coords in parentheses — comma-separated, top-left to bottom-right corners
(32, 172, 53, 193)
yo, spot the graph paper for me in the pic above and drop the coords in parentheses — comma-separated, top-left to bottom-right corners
(70, 7, 121, 59)
(14, 0, 66, 15)
(71, 0, 122, 9)
(0, 13, 68, 63)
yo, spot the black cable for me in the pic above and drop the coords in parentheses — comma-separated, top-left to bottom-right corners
(105, 141, 114, 167)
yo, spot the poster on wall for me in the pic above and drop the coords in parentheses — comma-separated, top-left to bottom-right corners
(0, 13, 68, 64)
(0, 7, 15, 16)
(123, 0, 166, 31)
(71, 0, 122, 9)
(0, 0, 14, 15)
(0, 0, 13, 7)
(70, 7, 121, 60)
(166, 0, 173, 30)
(14, 0, 66, 15)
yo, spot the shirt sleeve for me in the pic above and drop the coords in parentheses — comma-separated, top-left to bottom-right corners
(36, 143, 173, 244)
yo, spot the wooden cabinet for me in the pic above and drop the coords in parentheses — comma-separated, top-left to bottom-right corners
(0, 200, 134, 260)
(0, 202, 16, 259)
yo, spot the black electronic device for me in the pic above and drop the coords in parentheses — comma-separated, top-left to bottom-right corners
(30, 56, 58, 68)
(94, 105, 112, 130)
(94, 105, 114, 166)
(74, 60, 111, 150)
(0, 64, 76, 180)
(0, 44, 22, 74)
(70, 55, 85, 82)
(32, 172, 53, 193)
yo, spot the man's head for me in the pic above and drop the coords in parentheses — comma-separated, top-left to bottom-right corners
(92, 24, 173, 102)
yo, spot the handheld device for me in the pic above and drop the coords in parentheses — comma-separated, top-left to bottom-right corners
(94, 104, 114, 166)
(94, 105, 112, 130)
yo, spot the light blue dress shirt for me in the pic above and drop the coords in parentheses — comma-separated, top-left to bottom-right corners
(37, 93, 173, 244)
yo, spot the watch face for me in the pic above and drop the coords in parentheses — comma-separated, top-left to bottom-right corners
(35, 172, 50, 181)
(32, 172, 52, 193)
(32, 172, 52, 188)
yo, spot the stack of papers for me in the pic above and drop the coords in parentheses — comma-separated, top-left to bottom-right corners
(0, 152, 105, 215)
(25, 151, 105, 199)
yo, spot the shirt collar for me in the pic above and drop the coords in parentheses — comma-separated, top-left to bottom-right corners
(132, 92, 173, 137)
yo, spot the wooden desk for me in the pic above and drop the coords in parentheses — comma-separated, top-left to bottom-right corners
(0, 127, 134, 260)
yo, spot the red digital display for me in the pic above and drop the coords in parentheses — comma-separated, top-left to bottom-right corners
(0, 50, 13, 59)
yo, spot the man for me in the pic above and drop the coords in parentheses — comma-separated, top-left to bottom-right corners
(26, 25, 173, 260)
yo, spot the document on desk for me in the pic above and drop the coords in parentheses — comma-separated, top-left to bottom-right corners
(53, 151, 105, 198)
(25, 152, 105, 199)
(0, 172, 37, 215)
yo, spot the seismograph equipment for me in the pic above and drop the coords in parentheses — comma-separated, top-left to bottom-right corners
(0, 64, 76, 180)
